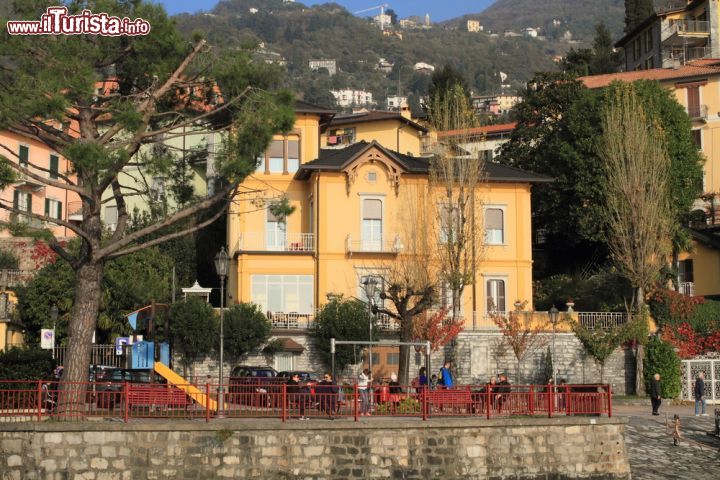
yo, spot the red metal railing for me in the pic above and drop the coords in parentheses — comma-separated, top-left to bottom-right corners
(0, 381, 612, 422)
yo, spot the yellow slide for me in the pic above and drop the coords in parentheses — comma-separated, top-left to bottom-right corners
(153, 362, 217, 411)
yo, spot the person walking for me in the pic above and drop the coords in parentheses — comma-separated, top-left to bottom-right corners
(650, 373, 662, 416)
(669, 414, 682, 446)
(439, 361, 454, 388)
(358, 368, 372, 416)
(694, 372, 707, 416)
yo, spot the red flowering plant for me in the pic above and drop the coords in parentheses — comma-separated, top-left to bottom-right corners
(412, 308, 464, 352)
(662, 322, 706, 359)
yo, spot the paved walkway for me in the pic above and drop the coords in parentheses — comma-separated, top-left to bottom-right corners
(615, 404, 720, 479)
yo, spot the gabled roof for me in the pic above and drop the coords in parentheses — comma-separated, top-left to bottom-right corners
(579, 59, 720, 89)
(294, 100, 335, 127)
(328, 111, 428, 133)
(688, 228, 720, 250)
(295, 141, 552, 184)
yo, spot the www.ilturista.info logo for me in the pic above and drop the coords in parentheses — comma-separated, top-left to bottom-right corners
(7, 6, 151, 36)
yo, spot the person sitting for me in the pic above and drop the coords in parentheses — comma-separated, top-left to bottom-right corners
(315, 373, 339, 419)
(388, 373, 401, 395)
(495, 373, 511, 412)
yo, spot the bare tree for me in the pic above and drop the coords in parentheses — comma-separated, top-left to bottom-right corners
(600, 83, 673, 395)
(373, 185, 438, 385)
(427, 84, 487, 321)
(491, 303, 547, 383)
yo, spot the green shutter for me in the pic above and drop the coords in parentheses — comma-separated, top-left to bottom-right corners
(27, 194, 31, 213)
(49, 155, 59, 179)
(45, 199, 50, 217)
(19, 146, 28, 166)
(13, 190, 18, 210)
(57, 201, 62, 220)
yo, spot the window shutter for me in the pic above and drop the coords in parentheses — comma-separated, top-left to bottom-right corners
(486, 209, 503, 230)
(497, 281, 506, 311)
(287, 139, 299, 159)
(27, 194, 32, 213)
(45, 199, 50, 217)
(13, 190, 18, 210)
(268, 140, 284, 158)
(363, 199, 382, 220)
(57, 201, 62, 220)
(19, 146, 28, 166)
(49, 155, 59, 179)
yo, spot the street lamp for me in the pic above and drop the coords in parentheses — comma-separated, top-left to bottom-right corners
(361, 277, 379, 378)
(549, 306, 559, 386)
(50, 305, 59, 360)
(214, 247, 229, 417)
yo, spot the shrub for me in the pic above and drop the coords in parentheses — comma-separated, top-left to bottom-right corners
(169, 297, 218, 371)
(0, 249, 19, 270)
(688, 300, 720, 335)
(0, 347, 55, 384)
(223, 303, 272, 362)
(648, 289, 704, 327)
(643, 336, 681, 399)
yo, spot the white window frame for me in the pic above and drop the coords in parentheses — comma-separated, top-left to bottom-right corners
(360, 195, 384, 252)
(16, 191, 31, 212)
(485, 205, 506, 245)
(46, 198, 62, 220)
(274, 352, 295, 372)
(250, 274, 314, 314)
(484, 275, 508, 315)
(265, 209, 287, 251)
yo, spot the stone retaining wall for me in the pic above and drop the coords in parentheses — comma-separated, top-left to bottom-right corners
(0, 417, 630, 479)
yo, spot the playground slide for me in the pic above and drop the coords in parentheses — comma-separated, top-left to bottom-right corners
(153, 362, 218, 411)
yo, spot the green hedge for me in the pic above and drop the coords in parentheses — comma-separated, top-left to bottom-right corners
(0, 347, 55, 386)
(643, 337, 681, 399)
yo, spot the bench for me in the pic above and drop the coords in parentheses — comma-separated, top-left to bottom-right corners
(421, 388, 473, 413)
(127, 385, 189, 408)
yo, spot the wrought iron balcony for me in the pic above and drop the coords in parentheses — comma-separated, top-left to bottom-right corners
(236, 233, 315, 253)
(679, 282, 694, 297)
(662, 19, 710, 46)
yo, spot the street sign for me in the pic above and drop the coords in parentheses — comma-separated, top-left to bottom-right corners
(115, 337, 129, 355)
(40, 329, 54, 350)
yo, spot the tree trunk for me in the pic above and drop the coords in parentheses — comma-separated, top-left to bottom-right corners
(635, 285, 646, 396)
(398, 314, 414, 386)
(58, 261, 103, 418)
(452, 287, 462, 322)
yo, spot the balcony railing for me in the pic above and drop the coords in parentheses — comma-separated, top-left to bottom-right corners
(345, 234, 403, 254)
(0, 270, 34, 288)
(577, 312, 631, 330)
(9, 212, 45, 229)
(236, 233, 315, 253)
(266, 312, 400, 331)
(662, 19, 710, 42)
(679, 282, 694, 297)
(687, 104, 708, 120)
(662, 46, 712, 67)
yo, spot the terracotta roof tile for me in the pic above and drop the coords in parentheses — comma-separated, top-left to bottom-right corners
(580, 60, 720, 89)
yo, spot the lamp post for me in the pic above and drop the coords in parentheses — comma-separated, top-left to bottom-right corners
(214, 247, 229, 417)
(50, 304, 59, 360)
(549, 306, 559, 386)
(361, 277, 379, 378)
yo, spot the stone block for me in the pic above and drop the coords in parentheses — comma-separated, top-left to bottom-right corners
(90, 457, 108, 470)
(7, 454, 23, 467)
(1, 439, 23, 453)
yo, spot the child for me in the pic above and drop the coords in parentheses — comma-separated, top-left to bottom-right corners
(670, 414, 682, 446)
(430, 374, 439, 390)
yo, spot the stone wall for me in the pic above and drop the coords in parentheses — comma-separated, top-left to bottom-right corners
(0, 417, 630, 479)
(185, 330, 636, 395)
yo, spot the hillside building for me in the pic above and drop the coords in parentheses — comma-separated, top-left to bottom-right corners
(467, 20, 483, 32)
(330, 89, 374, 108)
(385, 95, 408, 110)
(615, 0, 719, 71)
(309, 59, 337, 76)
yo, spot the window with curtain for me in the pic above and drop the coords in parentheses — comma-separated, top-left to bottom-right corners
(268, 140, 284, 173)
(362, 198, 383, 251)
(486, 208, 504, 244)
(266, 208, 286, 250)
(486, 279, 506, 313)
(13, 190, 31, 212)
(250, 275, 313, 314)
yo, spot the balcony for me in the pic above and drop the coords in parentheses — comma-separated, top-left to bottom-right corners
(662, 19, 710, 46)
(14, 172, 45, 191)
(266, 311, 399, 330)
(662, 46, 712, 68)
(345, 234, 403, 254)
(9, 212, 45, 229)
(236, 233, 314, 253)
(687, 104, 708, 120)
(679, 282, 694, 297)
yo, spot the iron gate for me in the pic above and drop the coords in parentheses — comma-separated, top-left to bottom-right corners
(681, 354, 720, 404)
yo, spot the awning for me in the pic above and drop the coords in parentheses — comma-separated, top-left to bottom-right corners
(276, 337, 305, 353)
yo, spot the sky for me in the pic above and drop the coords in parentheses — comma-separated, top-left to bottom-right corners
(158, 1, 496, 22)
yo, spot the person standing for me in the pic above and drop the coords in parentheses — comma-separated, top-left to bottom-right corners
(650, 373, 662, 416)
(439, 361, 454, 388)
(358, 368, 372, 416)
(316, 373, 339, 419)
(694, 372, 707, 416)
(287, 373, 309, 420)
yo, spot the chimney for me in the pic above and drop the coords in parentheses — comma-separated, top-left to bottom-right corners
(400, 105, 411, 120)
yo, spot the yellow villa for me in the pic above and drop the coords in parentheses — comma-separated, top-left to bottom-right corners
(226, 102, 550, 336)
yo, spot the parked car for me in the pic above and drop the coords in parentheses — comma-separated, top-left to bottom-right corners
(93, 368, 153, 408)
(228, 366, 282, 406)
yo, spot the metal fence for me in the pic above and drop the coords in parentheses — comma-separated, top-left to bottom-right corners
(53, 345, 125, 368)
(0, 381, 612, 423)
(681, 356, 720, 404)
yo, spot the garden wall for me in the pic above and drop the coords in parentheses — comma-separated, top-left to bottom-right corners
(0, 417, 630, 479)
